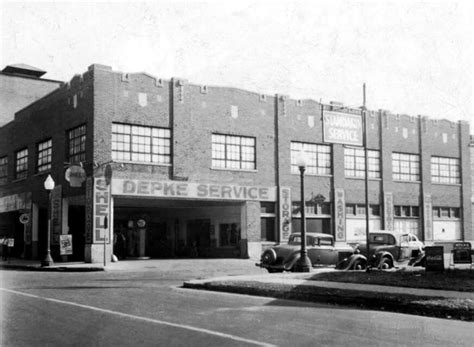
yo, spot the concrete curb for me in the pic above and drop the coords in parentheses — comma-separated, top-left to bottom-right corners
(0, 263, 104, 272)
(183, 279, 474, 321)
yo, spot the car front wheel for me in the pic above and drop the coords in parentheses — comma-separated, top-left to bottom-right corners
(352, 259, 366, 270)
(380, 257, 393, 269)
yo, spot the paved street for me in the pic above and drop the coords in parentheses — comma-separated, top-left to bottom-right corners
(1, 259, 473, 346)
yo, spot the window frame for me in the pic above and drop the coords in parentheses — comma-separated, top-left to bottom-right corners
(67, 124, 87, 164)
(290, 141, 332, 176)
(36, 138, 53, 173)
(15, 148, 28, 180)
(392, 152, 420, 182)
(211, 133, 256, 171)
(111, 123, 171, 164)
(0, 156, 8, 184)
(431, 156, 460, 184)
(344, 146, 381, 179)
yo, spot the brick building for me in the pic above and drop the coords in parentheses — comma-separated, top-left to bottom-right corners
(0, 64, 471, 263)
(0, 64, 62, 126)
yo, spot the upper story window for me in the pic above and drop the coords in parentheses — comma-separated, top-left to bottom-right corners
(67, 124, 86, 164)
(15, 148, 28, 180)
(345, 203, 380, 216)
(37, 139, 52, 173)
(431, 156, 460, 184)
(291, 142, 331, 175)
(392, 152, 420, 181)
(112, 123, 171, 164)
(0, 156, 7, 184)
(212, 134, 256, 170)
(344, 147, 380, 179)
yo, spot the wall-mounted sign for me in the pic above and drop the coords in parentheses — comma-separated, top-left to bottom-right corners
(384, 192, 393, 231)
(112, 179, 277, 202)
(452, 242, 472, 264)
(51, 185, 62, 245)
(279, 187, 292, 241)
(60, 235, 73, 255)
(335, 188, 345, 241)
(19, 213, 30, 224)
(65, 165, 87, 187)
(323, 111, 363, 146)
(87, 178, 111, 244)
(423, 194, 433, 241)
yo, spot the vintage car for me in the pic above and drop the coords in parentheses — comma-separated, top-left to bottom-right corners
(339, 230, 425, 270)
(256, 232, 356, 273)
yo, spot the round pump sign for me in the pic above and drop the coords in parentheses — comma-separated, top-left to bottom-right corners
(65, 165, 87, 187)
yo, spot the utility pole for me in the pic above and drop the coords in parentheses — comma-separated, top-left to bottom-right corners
(362, 83, 370, 259)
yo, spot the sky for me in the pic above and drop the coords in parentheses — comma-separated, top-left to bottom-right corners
(1, 0, 472, 132)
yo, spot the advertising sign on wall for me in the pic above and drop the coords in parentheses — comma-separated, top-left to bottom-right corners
(424, 194, 433, 241)
(112, 179, 277, 202)
(335, 188, 345, 241)
(384, 192, 393, 231)
(59, 235, 73, 255)
(279, 187, 292, 241)
(85, 178, 93, 244)
(424, 246, 444, 272)
(51, 185, 62, 245)
(93, 178, 111, 244)
(323, 111, 363, 146)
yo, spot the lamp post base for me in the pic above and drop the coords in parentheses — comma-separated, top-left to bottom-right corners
(294, 255, 312, 272)
(41, 253, 54, 267)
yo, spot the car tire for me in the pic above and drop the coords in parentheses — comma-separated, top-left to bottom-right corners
(268, 268, 284, 273)
(261, 249, 277, 265)
(352, 259, 366, 271)
(380, 257, 393, 269)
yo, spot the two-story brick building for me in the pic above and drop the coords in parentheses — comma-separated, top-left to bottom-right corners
(0, 64, 471, 263)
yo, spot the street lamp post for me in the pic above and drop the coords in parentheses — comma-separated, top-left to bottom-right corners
(41, 174, 55, 267)
(294, 149, 312, 272)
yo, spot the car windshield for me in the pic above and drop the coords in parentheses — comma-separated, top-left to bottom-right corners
(288, 235, 313, 245)
(370, 234, 396, 245)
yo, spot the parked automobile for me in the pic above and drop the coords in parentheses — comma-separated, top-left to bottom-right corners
(339, 230, 425, 270)
(256, 232, 357, 273)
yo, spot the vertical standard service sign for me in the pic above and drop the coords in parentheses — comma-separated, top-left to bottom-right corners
(323, 111, 363, 146)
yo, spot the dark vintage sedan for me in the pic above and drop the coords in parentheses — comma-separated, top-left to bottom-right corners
(256, 232, 356, 273)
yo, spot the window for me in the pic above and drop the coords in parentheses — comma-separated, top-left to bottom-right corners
(15, 148, 28, 180)
(392, 152, 420, 181)
(37, 139, 52, 173)
(212, 134, 256, 170)
(260, 218, 276, 241)
(0, 156, 7, 184)
(291, 142, 331, 175)
(346, 203, 380, 216)
(112, 123, 171, 164)
(67, 124, 86, 164)
(394, 205, 420, 217)
(292, 202, 331, 216)
(432, 207, 460, 219)
(431, 156, 460, 184)
(344, 147, 380, 178)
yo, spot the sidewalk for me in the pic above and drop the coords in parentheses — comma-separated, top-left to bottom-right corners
(0, 258, 105, 271)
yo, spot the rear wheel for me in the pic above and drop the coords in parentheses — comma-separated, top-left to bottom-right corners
(380, 257, 393, 269)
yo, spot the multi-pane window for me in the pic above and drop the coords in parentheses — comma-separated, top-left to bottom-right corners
(346, 204, 380, 216)
(431, 156, 460, 184)
(392, 152, 420, 181)
(212, 134, 256, 170)
(112, 123, 171, 164)
(394, 205, 420, 217)
(0, 156, 7, 184)
(15, 148, 28, 180)
(67, 124, 86, 164)
(291, 142, 331, 175)
(37, 139, 52, 173)
(292, 202, 332, 216)
(344, 147, 380, 178)
(432, 207, 460, 219)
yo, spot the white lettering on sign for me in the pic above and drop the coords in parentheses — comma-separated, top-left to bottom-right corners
(93, 178, 110, 243)
(112, 179, 276, 201)
(335, 188, 345, 241)
(279, 187, 292, 241)
(323, 111, 363, 146)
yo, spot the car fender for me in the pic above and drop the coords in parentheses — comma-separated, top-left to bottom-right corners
(336, 254, 367, 270)
(283, 252, 301, 271)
